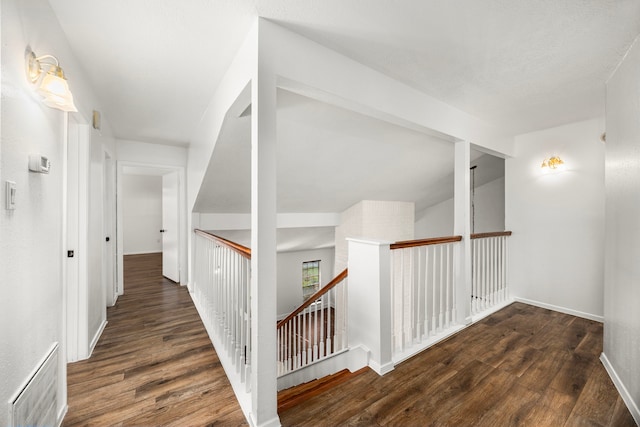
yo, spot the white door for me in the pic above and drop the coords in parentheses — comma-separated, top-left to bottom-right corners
(65, 118, 90, 362)
(103, 153, 116, 306)
(162, 172, 180, 282)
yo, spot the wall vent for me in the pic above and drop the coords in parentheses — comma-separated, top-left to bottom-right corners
(9, 343, 59, 427)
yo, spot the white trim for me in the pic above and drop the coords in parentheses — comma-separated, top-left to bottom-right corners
(87, 320, 107, 359)
(190, 291, 253, 425)
(391, 299, 513, 366)
(277, 346, 368, 391)
(56, 405, 68, 427)
(600, 353, 640, 425)
(369, 359, 395, 376)
(123, 250, 162, 256)
(471, 298, 514, 323)
(392, 324, 467, 365)
(345, 237, 393, 246)
(513, 297, 604, 323)
(250, 415, 281, 427)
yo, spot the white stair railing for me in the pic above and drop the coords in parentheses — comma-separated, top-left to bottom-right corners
(192, 230, 252, 391)
(390, 236, 462, 360)
(277, 269, 348, 376)
(471, 231, 511, 316)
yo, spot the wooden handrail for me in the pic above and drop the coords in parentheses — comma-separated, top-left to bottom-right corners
(277, 269, 348, 329)
(471, 231, 512, 239)
(194, 229, 251, 259)
(391, 235, 462, 250)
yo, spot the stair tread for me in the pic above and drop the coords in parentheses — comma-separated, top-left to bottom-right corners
(278, 367, 369, 413)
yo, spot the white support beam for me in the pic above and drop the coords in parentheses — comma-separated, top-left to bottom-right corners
(249, 21, 280, 427)
(198, 212, 341, 231)
(454, 140, 472, 325)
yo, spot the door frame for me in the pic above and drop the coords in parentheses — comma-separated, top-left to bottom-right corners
(63, 114, 91, 362)
(103, 151, 117, 306)
(116, 161, 187, 294)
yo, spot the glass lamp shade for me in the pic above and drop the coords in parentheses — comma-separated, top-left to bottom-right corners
(36, 66, 78, 112)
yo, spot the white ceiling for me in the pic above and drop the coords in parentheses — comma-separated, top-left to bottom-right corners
(193, 89, 485, 214)
(48, 0, 638, 250)
(49, 0, 640, 144)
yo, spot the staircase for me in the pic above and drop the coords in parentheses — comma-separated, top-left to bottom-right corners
(277, 269, 348, 377)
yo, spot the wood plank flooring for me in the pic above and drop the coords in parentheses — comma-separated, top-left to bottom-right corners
(64, 253, 248, 426)
(65, 253, 636, 426)
(279, 303, 637, 427)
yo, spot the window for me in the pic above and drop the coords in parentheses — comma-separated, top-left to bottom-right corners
(302, 260, 320, 301)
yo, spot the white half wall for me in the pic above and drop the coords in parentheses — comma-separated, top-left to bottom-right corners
(122, 174, 162, 254)
(604, 35, 640, 423)
(506, 118, 605, 320)
(277, 248, 335, 318)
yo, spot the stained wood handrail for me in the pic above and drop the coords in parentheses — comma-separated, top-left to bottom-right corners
(471, 231, 512, 239)
(277, 269, 348, 329)
(194, 229, 251, 259)
(391, 235, 462, 250)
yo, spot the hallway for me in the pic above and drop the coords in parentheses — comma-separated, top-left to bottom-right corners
(64, 253, 247, 426)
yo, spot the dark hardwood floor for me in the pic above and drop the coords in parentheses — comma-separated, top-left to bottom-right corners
(64, 253, 248, 426)
(279, 303, 637, 427)
(65, 254, 636, 426)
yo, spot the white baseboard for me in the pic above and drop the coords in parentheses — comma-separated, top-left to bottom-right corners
(57, 405, 68, 427)
(123, 250, 162, 255)
(514, 297, 604, 323)
(392, 324, 467, 366)
(369, 359, 395, 376)
(88, 320, 107, 358)
(249, 414, 281, 427)
(600, 353, 640, 425)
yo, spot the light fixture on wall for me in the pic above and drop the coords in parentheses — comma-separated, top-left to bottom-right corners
(25, 48, 77, 112)
(541, 156, 565, 170)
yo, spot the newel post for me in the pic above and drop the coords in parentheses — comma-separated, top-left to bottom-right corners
(347, 238, 394, 375)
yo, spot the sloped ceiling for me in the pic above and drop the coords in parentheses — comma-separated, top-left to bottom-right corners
(193, 89, 484, 214)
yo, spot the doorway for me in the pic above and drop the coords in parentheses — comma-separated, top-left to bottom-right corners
(116, 163, 186, 293)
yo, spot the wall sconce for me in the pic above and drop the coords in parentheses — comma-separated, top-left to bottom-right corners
(541, 156, 565, 170)
(25, 48, 77, 112)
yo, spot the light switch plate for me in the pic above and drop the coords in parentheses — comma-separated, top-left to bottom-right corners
(5, 181, 16, 210)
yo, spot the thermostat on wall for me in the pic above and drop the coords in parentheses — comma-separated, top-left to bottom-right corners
(29, 154, 50, 173)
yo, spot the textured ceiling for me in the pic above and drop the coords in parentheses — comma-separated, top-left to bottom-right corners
(49, 0, 640, 144)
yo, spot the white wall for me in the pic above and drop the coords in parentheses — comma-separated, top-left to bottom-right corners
(117, 139, 187, 167)
(604, 36, 640, 422)
(506, 118, 605, 320)
(276, 248, 335, 317)
(335, 200, 414, 273)
(415, 177, 505, 238)
(473, 177, 505, 233)
(122, 175, 162, 254)
(415, 198, 454, 238)
(0, 0, 115, 424)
